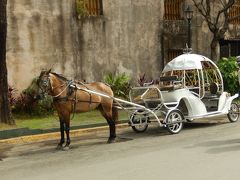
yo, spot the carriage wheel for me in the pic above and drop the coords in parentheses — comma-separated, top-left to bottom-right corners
(130, 111, 149, 133)
(227, 102, 239, 123)
(165, 109, 183, 134)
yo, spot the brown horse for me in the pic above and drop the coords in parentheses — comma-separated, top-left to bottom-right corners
(37, 69, 118, 149)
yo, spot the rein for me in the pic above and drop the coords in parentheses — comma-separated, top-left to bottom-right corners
(38, 71, 105, 122)
(46, 74, 101, 115)
(52, 81, 73, 98)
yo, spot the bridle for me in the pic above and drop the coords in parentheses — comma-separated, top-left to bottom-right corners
(38, 72, 75, 99)
(37, 73, 52, 97)
(37, 71, 99, 119)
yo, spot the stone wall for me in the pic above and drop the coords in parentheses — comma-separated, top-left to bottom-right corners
(6, 0, 239, 91)
(78, 0, 164, 83)
(6, 0, 164, 90)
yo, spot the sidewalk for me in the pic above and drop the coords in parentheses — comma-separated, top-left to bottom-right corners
(0, 121, 129, 145)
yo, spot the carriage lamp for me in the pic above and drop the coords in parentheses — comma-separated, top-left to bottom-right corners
(184, 5, 193, 48)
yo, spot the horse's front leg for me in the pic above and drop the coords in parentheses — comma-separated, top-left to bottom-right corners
(56, 120, 65, 149)
(63, 121, 71, 150)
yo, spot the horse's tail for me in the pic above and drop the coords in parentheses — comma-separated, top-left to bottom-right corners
(112, 106, 119, 124)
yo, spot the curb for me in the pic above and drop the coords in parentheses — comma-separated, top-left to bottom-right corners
(0, 123, 129, 145)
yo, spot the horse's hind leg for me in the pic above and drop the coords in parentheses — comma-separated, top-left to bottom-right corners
(98, 105, 116, 143)
(107, 119, 116, 143)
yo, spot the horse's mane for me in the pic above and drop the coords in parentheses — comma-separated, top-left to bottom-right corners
(51, 72, 69, 81)
(50, 72, 109, 86)
(50, 72, 87, 85)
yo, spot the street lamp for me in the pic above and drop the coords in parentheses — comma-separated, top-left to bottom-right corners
(184, 5, 193, 48)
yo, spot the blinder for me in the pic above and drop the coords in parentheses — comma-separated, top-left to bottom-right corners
(37, 74, 52, 98)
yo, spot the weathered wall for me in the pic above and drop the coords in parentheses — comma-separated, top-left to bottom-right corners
(77, 0, 164, 82)
(7, 0, 238, 91)
(7, 0, 79, 90)
(6, 0, 164, 90)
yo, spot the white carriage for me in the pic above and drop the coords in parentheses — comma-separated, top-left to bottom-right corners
(72, 53, 239, 134)
(128, 53, 239, 134)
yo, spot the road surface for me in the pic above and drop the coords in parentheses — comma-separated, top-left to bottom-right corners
(1, 117, 240, 180)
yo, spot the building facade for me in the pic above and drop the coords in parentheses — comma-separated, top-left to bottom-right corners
(6, 0, 240, 90)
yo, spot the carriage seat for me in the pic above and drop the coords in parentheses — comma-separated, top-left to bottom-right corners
(159, 84, 182, 91)
(203, 82, 219, 99)
(159, 75, 183, 91)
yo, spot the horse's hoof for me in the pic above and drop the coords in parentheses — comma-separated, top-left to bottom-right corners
(56, 145, 63, 150)
(62, 145, 70, 151)
(107, 138, 116, 144)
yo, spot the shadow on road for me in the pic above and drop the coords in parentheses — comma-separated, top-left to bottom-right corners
(189, 138, 240, 154)
(0, 144, 14, 161)
(0, 119, 230, 160)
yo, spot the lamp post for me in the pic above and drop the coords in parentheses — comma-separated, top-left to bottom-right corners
(184, 5, 193, 48)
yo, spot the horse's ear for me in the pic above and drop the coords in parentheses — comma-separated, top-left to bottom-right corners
(47, 68, 52, 74)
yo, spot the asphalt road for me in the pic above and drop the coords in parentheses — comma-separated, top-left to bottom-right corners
(1, 117, 240, 180)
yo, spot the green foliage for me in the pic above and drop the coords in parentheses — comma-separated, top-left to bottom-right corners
(217, 57, 239, 95)
(103, 73, 131, 99)
(12, 78, 54, 116)
(76, 0, 89, 17)
(22, 77, 39, 96)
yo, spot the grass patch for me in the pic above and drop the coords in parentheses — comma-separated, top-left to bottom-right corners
(0, 123, 18, 130)
(0, 110, 129, 131)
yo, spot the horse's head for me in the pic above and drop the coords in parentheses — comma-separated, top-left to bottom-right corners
(36, 69, 52, 98)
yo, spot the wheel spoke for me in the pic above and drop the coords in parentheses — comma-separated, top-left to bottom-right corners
(228, 103, 239, 122)
(166, 110, 183, 134)
(131, 111, 149, 133)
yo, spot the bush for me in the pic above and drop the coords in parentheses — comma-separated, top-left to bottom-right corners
(8, 85, 18, 108)
(103, 73, 131, 99)
(10, 78, 54, 116)
(137, 73, 159, 86)
(217, 57, 239, 95)
(76, 0, 89, 17)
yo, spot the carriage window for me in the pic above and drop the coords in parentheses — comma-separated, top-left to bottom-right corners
(161, 70, 184, 87)
(172, 70, 184, 78)
(76, 0, 103, 17)
(184, 69, 202, 96)
(164, 0, 184, 20)
(185, 70, 199, 87)
(201, 61, 222, 93)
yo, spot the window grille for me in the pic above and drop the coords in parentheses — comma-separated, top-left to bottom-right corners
(229, 1, 240, 25)
(76, 0, 103, 16)
(167, 49, 182, 63)
(164, 0, 184, 20)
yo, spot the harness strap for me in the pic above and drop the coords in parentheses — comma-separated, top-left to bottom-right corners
(53, 96, 100, 104)
(71, 86, 77, 120)
(53, 81, 97, 120)
(52, 81, 73, 98)
(78, 82, 92, 110)
(53, 96, 68, 101)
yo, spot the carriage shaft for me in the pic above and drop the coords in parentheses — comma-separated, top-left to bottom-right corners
(70, 85, 163, 127)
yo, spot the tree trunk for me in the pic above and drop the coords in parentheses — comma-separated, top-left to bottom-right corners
(0, 0, 14, 125)
(210, 37, 220, 62)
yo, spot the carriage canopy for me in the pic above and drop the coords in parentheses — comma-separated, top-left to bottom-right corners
(161, 53, 224, 98)
(162, 54, 217, 72)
